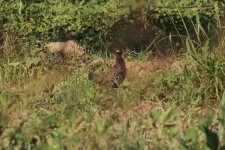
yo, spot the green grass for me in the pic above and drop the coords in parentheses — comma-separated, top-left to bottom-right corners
(0, 1, 225, 149)
(0, 46, 225, 149)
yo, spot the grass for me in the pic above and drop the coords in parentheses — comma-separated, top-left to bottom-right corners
(0, 2, 224, 149)
(0, 44, 225, 149)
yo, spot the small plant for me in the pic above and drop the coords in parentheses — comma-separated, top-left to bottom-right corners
(0, 0, 225, 149)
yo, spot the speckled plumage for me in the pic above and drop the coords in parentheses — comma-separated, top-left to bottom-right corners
(88, 50, 126, 88)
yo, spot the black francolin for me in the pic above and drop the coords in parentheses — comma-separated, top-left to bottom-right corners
(88, 50, 126, 88)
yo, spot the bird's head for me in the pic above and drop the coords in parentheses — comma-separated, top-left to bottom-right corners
(115, 50, 123, 58)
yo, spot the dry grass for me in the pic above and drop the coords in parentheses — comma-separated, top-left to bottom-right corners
(0, 49, 224, 149)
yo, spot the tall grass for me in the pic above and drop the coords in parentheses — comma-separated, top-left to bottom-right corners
(0, 1, 225, 149)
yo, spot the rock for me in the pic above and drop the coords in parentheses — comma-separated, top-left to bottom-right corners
(44, 40, 84, 56)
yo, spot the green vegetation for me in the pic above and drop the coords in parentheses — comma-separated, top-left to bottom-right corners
(0, 0, 225, 149)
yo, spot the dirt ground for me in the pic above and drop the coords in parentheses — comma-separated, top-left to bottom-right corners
(3, 53, 185, 128)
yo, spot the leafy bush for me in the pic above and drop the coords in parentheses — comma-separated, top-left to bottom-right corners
(0, 0, 224, 55)
(0, 0, 225, 149)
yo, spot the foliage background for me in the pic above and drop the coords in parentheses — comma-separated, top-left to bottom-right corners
(0, 0, 224, 54)
(0, 0, 225, 149)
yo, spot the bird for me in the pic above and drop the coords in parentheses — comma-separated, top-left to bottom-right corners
(88, 50, 126, 88)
